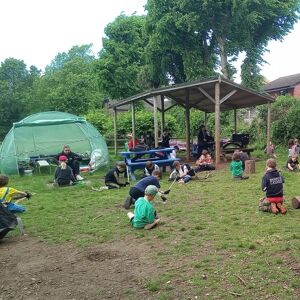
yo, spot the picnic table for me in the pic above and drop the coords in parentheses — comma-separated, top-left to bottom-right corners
(119, 147, 178, 180)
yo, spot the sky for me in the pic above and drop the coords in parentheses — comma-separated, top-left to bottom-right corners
(0, 0, 299, 82)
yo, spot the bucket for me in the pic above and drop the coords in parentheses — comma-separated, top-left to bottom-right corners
(291, 196, 300, 209)
(24, 169, 33, 176)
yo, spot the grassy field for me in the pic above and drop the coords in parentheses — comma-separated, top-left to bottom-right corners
(4, 148, 300, 299)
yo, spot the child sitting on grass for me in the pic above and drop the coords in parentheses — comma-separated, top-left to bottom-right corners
(127, 185, 160, 229)
(124, 170, 166, 209)
(0, 175, 31, 213)
(170, 160, 196, 183)
(261, 158, 286, 214)
(194, 149, 215, 173)
(94, 162, 129, 191)
(142, 161, 160, 178)
(286, 154, 300, 171)
(54, 155, 76, 186)
(230, 152, 249, 180)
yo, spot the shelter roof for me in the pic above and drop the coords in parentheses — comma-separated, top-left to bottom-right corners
(110, 76, 274, 113)
(264, 73, 300, 92)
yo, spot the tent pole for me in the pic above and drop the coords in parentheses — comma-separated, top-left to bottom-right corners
(215, 82, 221, 165)
(113, 108, 118, 156)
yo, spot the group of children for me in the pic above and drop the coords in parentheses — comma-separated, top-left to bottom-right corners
(1, 139, 296, 231)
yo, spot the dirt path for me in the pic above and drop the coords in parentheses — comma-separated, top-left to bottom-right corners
(1, 235, 161, 300)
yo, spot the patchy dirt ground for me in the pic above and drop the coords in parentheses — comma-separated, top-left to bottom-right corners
(0, 235, 164, 300)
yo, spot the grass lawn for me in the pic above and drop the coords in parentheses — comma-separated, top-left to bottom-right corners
(4, 148, 300, 299)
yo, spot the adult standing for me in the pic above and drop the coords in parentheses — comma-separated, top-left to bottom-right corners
(197, 125, 208, 157)
(161, 130, 170, 148)
(56, 145, 84, 180)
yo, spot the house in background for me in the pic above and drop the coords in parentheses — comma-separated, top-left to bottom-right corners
(264, 73, 300, 97)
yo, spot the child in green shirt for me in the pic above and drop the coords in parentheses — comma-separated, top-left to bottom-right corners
(127, 185, 160, 230)
(230, 152, 249, 180)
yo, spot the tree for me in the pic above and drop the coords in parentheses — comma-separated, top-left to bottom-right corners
(240, 0, 300, 89)
(94, 14, 148, 99)
(30, 44, 103, 115)
(145, 0, 217, 86)
(146, 0, 300, 85)
(0, 58, 40, 138)
(45, 44, 95, 73)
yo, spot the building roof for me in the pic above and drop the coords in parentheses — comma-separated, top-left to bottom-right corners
(110, 76, 274, 113)
(264, 73, 300, 92)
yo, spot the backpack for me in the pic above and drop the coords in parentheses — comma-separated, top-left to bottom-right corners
(181, 164, 196, 177)
(0, 203, 18, 239)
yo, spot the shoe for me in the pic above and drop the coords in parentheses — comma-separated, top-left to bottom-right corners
(271, 203, 279, 214)
(124, 196, 133, 209)
(76, 174, 84, 181)
(91, 186, 108, 191)
(277, 203, 287, 214)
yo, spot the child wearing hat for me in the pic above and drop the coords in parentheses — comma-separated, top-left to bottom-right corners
(123, 170, 166, 209)
(54, 155, 76, 186)
(127, 185, 160, 229)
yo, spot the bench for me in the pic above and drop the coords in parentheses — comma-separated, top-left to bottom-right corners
(120, 148, 179, 180)
(222, 147, 255, 157)
(127, 158, 179, 180)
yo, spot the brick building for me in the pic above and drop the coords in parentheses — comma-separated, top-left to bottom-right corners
(264, 73, 300, 97)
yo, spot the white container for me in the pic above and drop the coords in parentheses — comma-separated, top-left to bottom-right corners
(24, 169, 33, 176)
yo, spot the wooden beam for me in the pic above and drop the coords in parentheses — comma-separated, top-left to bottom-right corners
(142, 98, 162, 112)
(267, 101, 271, 148)
(153, 96, 159, 147)
(113, 108, 118, 156)
(204, 112, 208, 127)
(161, 95, 165, 134)
(215, 82, 221, 165)
(234, 109, 237, 134)
(163, 103, 178, 112)
(185, 89, 191, 161)
(131, 102, 136, 148)
(197, 87, 215, 103)
(220, 89, 237, 104)
(165, 94, 187, 108)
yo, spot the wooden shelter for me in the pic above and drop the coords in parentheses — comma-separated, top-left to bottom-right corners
(110, 76, 275, 164)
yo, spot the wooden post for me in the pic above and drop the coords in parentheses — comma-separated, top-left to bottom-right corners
(185, 89, 191, 161)
(154, 96, 159, 147)
(113, 108, 118, 156)
(244, 159, 255, 173)
(131, 102, 136, 148)
(204, 112, 207, 127)
(234, 109, 237, 134)
(161, 94, 165, 134)
(215, 82, 221, 165)
(267, 101, 271, 148)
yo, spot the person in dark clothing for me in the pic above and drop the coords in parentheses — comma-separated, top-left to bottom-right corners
(104, 162, 129, 189)
(92, 162, 129, 191)
(124, 170, 166, 209)
(56, 145, 84, 180)
(54, 155, 76, 186)
(197, 125, 209, 157)
(144, 131, 154, 149)
(161, 130, 170, 148)
(261, 158, 286, 214)
(286, 155, 300, 171)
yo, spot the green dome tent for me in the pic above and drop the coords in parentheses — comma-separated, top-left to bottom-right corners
(0, 111, 109, 175)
